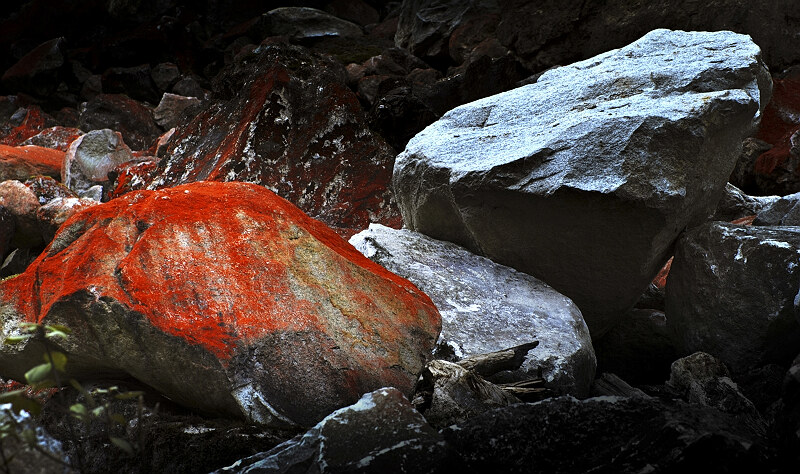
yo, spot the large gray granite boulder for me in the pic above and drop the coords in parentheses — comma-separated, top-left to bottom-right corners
(666, 222, 800, 374)
(350, 224, 595, 397)
(393, 29, 771, 336)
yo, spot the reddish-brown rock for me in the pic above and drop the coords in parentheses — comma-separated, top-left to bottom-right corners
(149, 45, 402, 237)
(0, 181, 440, 427)
(24, 175, 75, 205)
(0, 106, 57, 146)
(106, 158, 158, 200)
(36, 197, 98, 242)
(21, 126, 84, 151)
(0, 144, 63, 182)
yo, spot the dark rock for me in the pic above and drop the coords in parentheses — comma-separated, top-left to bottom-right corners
(152, 93, 203, 130)
(443, 395, 772, 473)
(1, 37, 66, 98)
(712, 183, 778, 222)
(0, 205, 13, 260)
(368, 85, 439, 151)
(735, 364, 788, 414)
(754, 191, 800, 225)
(0, 179, 42, 248)
(774, 352, 800, 470)
(23, 175, 75, 205)
(101, 64, 161, 104)
(591, 373, 649, 398)
(666, 222, 800, 374)
(0, 247, 37, 279)
(21, 126, 83, 151)
(0, 403, 69, 474)
(214, 388, 455, 473)
(150, 62, 180, 93)
(730, 137, 772, 194)
(326, 0, 380, 27)
(595, 309, 677, 385)
(170, 75, 208, 99)
(260, 7, 364, 41)
(394, 29, 770, 336)
(78, 94, 161, 151)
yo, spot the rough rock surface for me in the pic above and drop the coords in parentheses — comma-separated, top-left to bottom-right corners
(152, 93, 203, 130)
(712, 182, 778, 222)
(666, 222, 800, 374)
(21, 126, 83, 151)
(36, 196, 99, 243)
(62, 129, 134, 195)
(149, 45, 401, 237)
(0, 180, 42, 248)
(0, 206, 13, 259)
(0, 144, 64, 181)
(78, 94, 161, 151)
(754, 191, 800, 225)
(215, 388, 453, 473)
(0, 181, 441, 427)
(393, 29, 771, 335)
(350, 224, 595, 396)
(443, 395, 772, 473)
(260, 7, 364, 40)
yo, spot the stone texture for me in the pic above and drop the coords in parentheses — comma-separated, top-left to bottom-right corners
(79, 93, 161, 151)
(1, 37, 66, 98)
(393, 29, 770, 335)
(0, 180, 42, 248)
(0, 206, 13, 259)
(23, 176, 75, 206)
(36, 197, 99, 243)
(711, 183, 778, 222)
(666, 222, 800, 374)
(0, 144, 64, 181)
(62, 129, 134, 195)
(260, 7, 364, 40)
(350, 224, 595, 396)
(0, 181, 440, 427)
(442, 395, 772, 473)
(215, 388, 454, 473)
(149, 45, 401, 238)
(754, 191, 800, 225)
(106, 158, 158, 200)
(102, 64, 161, 104)
(153, 93, 203, 130)
(20, 126, 83, 152)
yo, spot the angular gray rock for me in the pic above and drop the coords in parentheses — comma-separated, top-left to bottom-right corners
(62, 129, 134, 195)
(350, 224, 595, 396)
(666, 222, 800, 374)
(261, 7, 363, 40)
(712, 182, 778, 222)
(754, 191, 800, 226)
(215, 388, 454, 473)
(153, 93, 203, 130)
(393, 29, 771, 336)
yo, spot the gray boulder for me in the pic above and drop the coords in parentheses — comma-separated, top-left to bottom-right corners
(62, 129, 133, 195)
(712, 183, 778, 222)
(260, 7, 363, 40)
(666, 222, 800, 374)
(350, 224, 595, 396)
(754, 191, 800, 226)
(215, 388, 454, 473)
(153, 93, 203, 130)
(393, 29, 771, 336)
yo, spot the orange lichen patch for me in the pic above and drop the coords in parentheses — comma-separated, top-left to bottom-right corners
(0, 144, 64, 181)
(0, 107, 51, 146)
(731, 215, 756, 226)
(22, 126, 84, 151)
(652, 257, 673, 289)
(107, 159, 158, 199)
(4, 182, 439, 361)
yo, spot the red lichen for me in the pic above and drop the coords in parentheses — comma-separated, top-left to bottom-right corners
(0, 107, 52, 146)
(0, 144, 64, 180)
(754, 74, 800, 176)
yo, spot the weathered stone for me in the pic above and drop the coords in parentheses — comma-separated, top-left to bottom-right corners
(325, 0, 380, 27)
(150, 45, 401, 237)
(0, 180, 42, 248)
(774, 352, 800, 469)
(106, 158, 159, 200)
(150, 62, 181, 93)
(350, 224, 595, 396)
(1, 37, 66, 98)
(594, 309, 676, 384)
(443, 395, 772, 473)
(730, 137, 772, 193)
(102, 64, 160, 104)
(0, 248, 36, 279)
(0, 144, 63, 181)
(36, 197, 99, 243)
(0, 404, 70, 474)
(23, 176, 76, 206)
(368, 85, 440, 151)
(21, 126, 83, 152)
(79, 94, 161, 151)
(590, 373, 649, 398)
(153, 93, 203, 130)
(0, 206, 13, 259)
(62, 129, 134, 195)
(393, 29, 770, 335)
(754, 191, 800, 225)
(666, 222, 800, 374)
(260, 7, 364, 40)
(712, 183, 778, 222)
(0, 182, 440, 427)
(214, 388, 453, 474)
(0, 106, 58, 147)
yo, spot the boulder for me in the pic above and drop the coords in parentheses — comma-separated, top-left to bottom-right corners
(350, 224, 595, 396)
(78, 94, 161, 151)
(1, 37, 66, 98)
(149, 45, 401, 238)
(0, 206, 13, 259)
(36, 197, 99, 243)
(711, 183, 778, 222)
(101, 64, 161, 104)
(0, 180, 42, 248)
(0, 106, 57, 147)
(393, 29, 770, 335)
(152, 93, 203, 130)
(62, 129, 134, 195)
(106, 158, 159, 200)
(666, 222, 800, 374)
(21, 126, 84, 151)
(0, 182, 440, 427)
(442, 395, 772, 473)
(0, 144, 64, 181)
(774, 352, 800, 469)
(150, 62, 180, 93)
(753, 191, 800, 225)
(259, 7, 364, 40)
(23, 176, 75, 206)
(215, 388, 454, 473)
(325, 0, 380, 27)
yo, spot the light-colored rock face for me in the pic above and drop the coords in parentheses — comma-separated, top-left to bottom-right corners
(0, 180, 42, 248)
(393, 29, 771, 336)
(350, 224, 595, 396)
(754, 191, 800, 225)
(62, 129, 133, 194)
(0, 182, 440, 427)
(666, 222, 800, 374)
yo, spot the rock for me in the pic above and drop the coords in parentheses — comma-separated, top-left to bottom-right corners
(754, 191, 800, 225)
(666, 222, 800, 374)
(667, 352, 765, 434)
(0, 180, 42, 248)
(350, 224, 595, 396)
(150, 62, 181, 93)
(1, 37, 66, 98)
(0, 106, 58, 147)
(23, 176, 76, 206)
(594, 309, 676, 384)
(774, 352, 800, 469)
(36, 197, 98, 243)
(78, 94, 161, 151)
(368, 85, 440, 151)
(150, 45, 401, 238)
(62, 129, 134, 195)
(106, 158, 159, 200)
(260, 7, 364, 40)
(590, 373, 649, 398)
(443, 395, 772, 473)
(21, 126, 84, 151)
(712, 183, 778, 222)
(214, 388, 454, 474)
(0, 404, 70, 474)
(152, 93, 203, 130)
(0, 206, 13, 259)
(730, 137, 772, 193)
(101, 64, 160, 104)
(414, 359, 520, 429)
(393, 29, 770, 335)
(0, 182, 441, 427)
(325, 0, 380, 27)
(0, 248, 36, 279)
(0, 144, 64, 181)
(171, 76, 208, 99)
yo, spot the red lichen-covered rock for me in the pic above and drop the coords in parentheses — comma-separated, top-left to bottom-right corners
(0, 181, 440, 427)
(35, 197, 98, 242)
(0, 144, 64, 181)
(0, 180, 42, 248)
(21, 126, 84, 151)
(106, 158, 158, 200)
(23, 176, 76, 205)
(0, 106, 57, 146)
(148, 45, 401, 238)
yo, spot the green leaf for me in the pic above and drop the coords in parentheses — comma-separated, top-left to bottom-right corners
(44, 324, 71, 338)
(24, 362, 53, 385)
(91, 406, 105, 417)
(3, 334, 31, 345)
(18, 322, 40, 332)
(44, 351, 67, 372)
(109, 437, 135, 455)
(70, 403, 88, 419)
